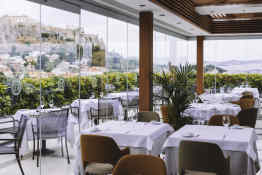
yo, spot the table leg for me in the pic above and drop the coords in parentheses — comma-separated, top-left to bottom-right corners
(40, 140, 55, 155)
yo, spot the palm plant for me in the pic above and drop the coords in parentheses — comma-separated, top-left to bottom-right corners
(154, 63, 195, 130)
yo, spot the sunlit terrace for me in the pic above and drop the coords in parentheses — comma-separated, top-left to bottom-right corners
(1, 0, 262, 175)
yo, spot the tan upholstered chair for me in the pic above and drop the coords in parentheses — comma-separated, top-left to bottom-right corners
(237, 108, 258, 128)
(179, 141, 230, 175)
(239, 98, 255, 110)
(208, 115, 240, 126)
(137, 111, 160, 122)
(231, 93, 255, 110)
(112, 155, 167, 175)
(80, 135, 129, 175)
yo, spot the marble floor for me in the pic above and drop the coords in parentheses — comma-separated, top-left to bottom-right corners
(1, 122, 262, 175)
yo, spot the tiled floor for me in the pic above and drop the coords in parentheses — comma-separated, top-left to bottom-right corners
(1, 122, 262, 175)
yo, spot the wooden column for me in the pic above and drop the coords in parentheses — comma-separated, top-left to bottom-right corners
(139, 11, 153, 111)
(197, 36, 204, 94)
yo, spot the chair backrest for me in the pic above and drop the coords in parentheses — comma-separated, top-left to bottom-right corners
(179, 141, 230, 175)
(137, 111, 160, 122)
(208, 115, 239, 126)
(37, 108, 69, 137)
(17, 115, 28, 149)
(112, 155, 167, 175)
(121, 97, 139, 107)
(239, 98, 255, 110)
(90, 102, 114, 117)
(70, 106, 80, 118)
(80, 135, 122, 168)
(237, 108, 258, 128)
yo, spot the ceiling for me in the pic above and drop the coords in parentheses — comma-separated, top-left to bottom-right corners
(194, 0, 262, 21)
(89, 0, 209, 37)
(192, 0, 262, 6)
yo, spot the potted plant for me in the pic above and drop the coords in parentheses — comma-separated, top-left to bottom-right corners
(154, 63, 195, 130)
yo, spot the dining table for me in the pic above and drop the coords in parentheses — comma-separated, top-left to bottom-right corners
(183, 103, 241, 121)
(73, 120, 174, 175)
(162, 125, 260, 175)
(71, 98, 124, 129)
(200, 87, 260, 104)
(14, 108, 76, 156)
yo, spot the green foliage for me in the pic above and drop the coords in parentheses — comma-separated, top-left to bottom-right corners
(0, 72, 138, 115)
(92, 50, 106, 67)
(154, 63, 195, 130)
(203, 73, 262, 93)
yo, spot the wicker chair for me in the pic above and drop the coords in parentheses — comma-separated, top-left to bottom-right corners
(237, 108, 258, 128)
(179, 141, 230, 175)
(208, 115, 240, 126)
(0, 115, 28, 175)
(112, 155, 167, 175)
(32, 108, 70, 167)
(137, 111, 160, 122)
(80, 135, 129, 175)
(231, 95, 255, 110)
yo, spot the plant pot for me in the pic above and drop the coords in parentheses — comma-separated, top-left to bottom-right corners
(160, 105, 169, 123)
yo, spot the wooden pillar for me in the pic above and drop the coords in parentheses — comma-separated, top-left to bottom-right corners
(139, 11, 153, 111)
(197, 36, 204, 94)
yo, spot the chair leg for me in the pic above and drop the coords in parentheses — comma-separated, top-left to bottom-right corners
(64, 135, 70, 164)
(32, 135, 35, 160)
(37, 137, 40, 167)
(16, 153, 25, 175)
(32, 125, 35, 160)
(61, 137, 64, 157)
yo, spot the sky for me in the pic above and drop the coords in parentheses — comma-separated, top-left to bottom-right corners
(1, 0, 262, 65)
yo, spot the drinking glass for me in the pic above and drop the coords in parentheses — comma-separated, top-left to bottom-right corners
(222, 115, 231, 128)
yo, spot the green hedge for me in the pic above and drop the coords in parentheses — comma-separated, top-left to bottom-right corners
(0, 72, 262, 115)
(0, 72, 138, 115)
(204, 73, 262, 93)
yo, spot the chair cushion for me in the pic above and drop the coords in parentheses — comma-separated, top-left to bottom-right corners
(85, 163, 113, 175)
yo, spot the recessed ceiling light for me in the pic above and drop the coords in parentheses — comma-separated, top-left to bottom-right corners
(138, 4, 146, 8)
(159, 14, 165, 17)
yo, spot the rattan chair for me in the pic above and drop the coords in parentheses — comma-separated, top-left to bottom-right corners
(112, 154, 167, 175)
(80, 135, 129, 175)
(32, 108, 70, 167)
(231, 96, 255, 110)
(208, 115, 240, 126)
(0, 115, 28, 175)
(237, 108, 258, 128)
(137, 111, 160, 122)
(179, 141, 230, 175)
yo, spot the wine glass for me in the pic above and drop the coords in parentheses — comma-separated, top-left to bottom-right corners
(222, 115, 231, 128)
(49, 99, 54, 108)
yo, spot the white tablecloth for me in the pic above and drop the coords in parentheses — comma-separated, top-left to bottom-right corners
(162, 125, 259, 175)
(71, 99, 124, 129)
(184, 103, 241, 121)
(104, 91, 139, 102)
(232, 87, 260, 99)
(200, 93, 240, 103)
(14, 108, 76, 155)
(74, 121, 174, 175)
(200, 88, 259, 104)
